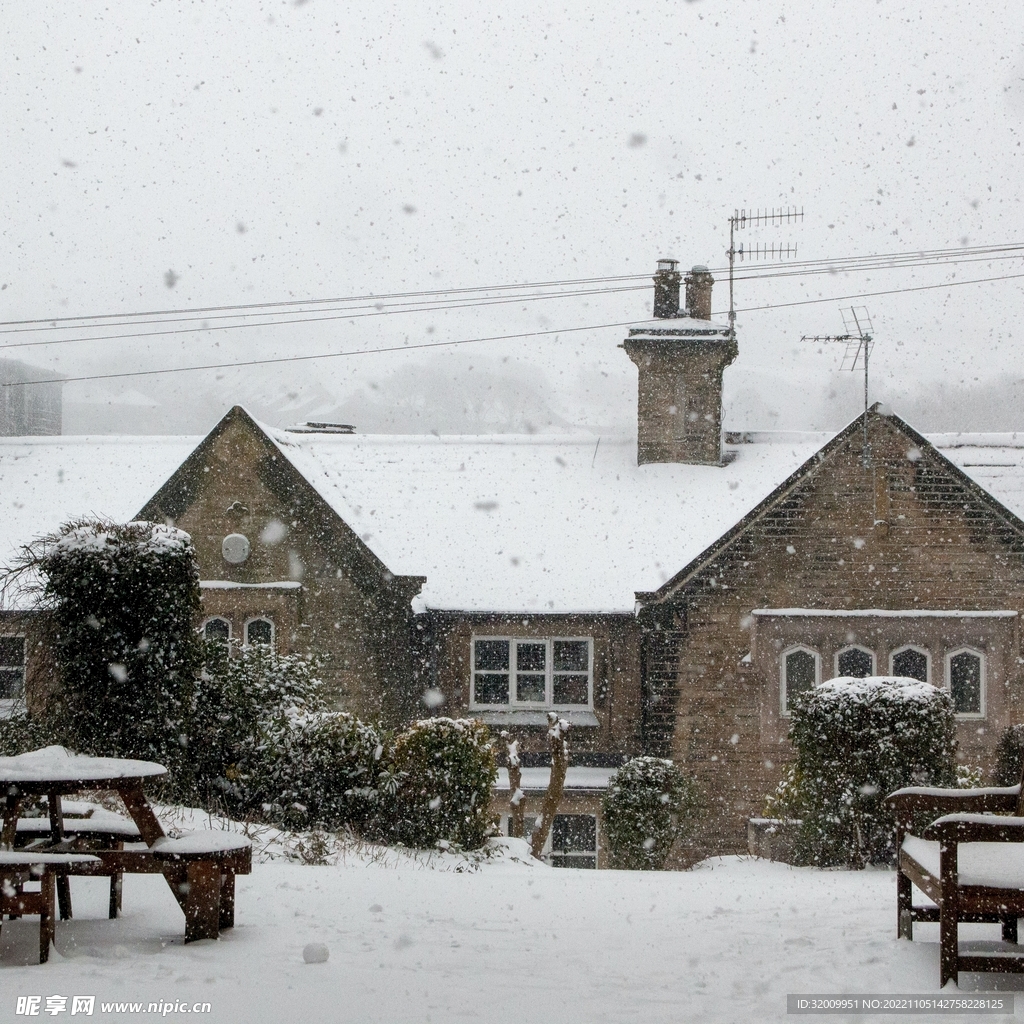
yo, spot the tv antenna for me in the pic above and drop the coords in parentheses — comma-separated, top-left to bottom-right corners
(802, 306, 876, 467)
(726, 207, 803, 330)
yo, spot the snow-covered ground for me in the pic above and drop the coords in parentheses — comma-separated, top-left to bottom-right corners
(4, 830, 1021, 1024)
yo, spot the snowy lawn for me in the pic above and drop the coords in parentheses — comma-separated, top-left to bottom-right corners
(1, 840, 1019, 1024)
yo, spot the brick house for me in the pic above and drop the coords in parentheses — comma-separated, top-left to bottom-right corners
(3, 261, 1024, 864)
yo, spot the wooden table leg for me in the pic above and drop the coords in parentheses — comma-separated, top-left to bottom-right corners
(116, 782, 166, 846)
(184, 860, 221, 943)
(108, 842, 124, 919)
(219, 869, 235, 930)
(1, 792, 22, 849)
(39, 871, 54, 964)
(48, 792, 72, 921)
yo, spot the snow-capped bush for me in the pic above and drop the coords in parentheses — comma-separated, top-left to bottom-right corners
(249, 709, 389, 831)
(602, 756, 700, 870)
(996, 724, 1024, 786)
(187, 640, 328, 812)
(788, 675, 957, 867)
(386, 718, 496, 850)
(13, 519, 202, 778)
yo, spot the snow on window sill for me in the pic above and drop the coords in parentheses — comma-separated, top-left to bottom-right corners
(473, 709, 599, 727)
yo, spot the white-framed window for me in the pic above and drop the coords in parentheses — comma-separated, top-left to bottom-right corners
(203, 617, 231, 644)
(0, 635, 26, 705)
(836, 645, 875, 679)
(245, 617, 274, 647)
(471, 637, 592, 709)
(501, 813, 598, 869)
(890, 645, 930, 683)
(946, 648, 985, 717)
(780, 645, 819, 716)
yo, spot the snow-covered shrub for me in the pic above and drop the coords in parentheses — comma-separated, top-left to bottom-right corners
(602, 756, 700, 870)
(10, 520, 202, 777)
(191, 642, 389, 830)
(956, 762, 984, 789)
(187, 640, 328, 811)
(385, 718, 496, 850)
(250, 710, 389, 831)
(789, 676, 957, 867)
(996, 724, 1024, 786)
(761, 762, 805, 821)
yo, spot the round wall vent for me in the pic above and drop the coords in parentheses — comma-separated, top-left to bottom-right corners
(222, 533, 251, 564)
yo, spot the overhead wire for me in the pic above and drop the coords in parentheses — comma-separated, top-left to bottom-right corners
(0, 246, 1021, 355)
(6, 267, 1024, 390)
(2, 241, 1022, 340)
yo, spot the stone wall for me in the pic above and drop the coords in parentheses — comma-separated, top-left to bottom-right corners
(646, 413, 1024, 854)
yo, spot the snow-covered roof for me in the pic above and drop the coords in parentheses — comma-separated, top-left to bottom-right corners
(266, 428, 828, 613)
(928, 432, 1024, 518)
(3, 424, 1024, 616)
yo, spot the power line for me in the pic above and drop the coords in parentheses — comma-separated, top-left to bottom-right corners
(7, 267, 1024, 390)
(2, 241, 1021, 338)
(2, 248, 1021, 354)
(0, 284, 650, 353)
(0, 272, 651, 330)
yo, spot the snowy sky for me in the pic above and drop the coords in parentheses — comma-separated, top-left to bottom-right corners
(3, 0, 1024, 434)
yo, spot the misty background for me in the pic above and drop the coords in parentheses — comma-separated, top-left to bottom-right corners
(4, 1, 1024, 438)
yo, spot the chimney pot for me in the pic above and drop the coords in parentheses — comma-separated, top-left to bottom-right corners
(652, 258, 681, 318)
(684, 265, 714, 320)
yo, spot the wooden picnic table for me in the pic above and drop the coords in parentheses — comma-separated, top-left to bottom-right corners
(1, 746, 250, 944)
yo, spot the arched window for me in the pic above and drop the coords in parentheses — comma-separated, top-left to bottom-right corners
(891, 645, 929, 683)
(245, 618, 274, 647)
(203, 617, 231, 644)
(781, 646, 819, 715)
(947, 648, 984, 716)
(836, 645, 875, 678)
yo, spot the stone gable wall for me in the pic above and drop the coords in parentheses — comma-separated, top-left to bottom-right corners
(653, 414, 1024, 854)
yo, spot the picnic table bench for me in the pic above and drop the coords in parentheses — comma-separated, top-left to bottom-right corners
(887, 776, 1024, 985)
(1, 746, 252, 958)
(0, 851, 100, 963)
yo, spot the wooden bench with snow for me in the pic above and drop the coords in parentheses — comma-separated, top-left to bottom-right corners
(886, 768, 1024, 986)
(14, 804, 143, 920)
(1, 748, 252, 945)
(0, 851, 100, 963)
(151, 831, 252, 943)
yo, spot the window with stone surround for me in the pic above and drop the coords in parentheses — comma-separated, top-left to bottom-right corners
(836, 645, 875, 678)
(781, 646, 819, 715)
(947, 648, 984, 717)
(471, 637, 592, 709)
(890, 645, 929, 683)
(245, 617, 274, 647)
(203, 617, 231, 644)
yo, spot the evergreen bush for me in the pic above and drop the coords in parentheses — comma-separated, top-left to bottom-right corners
(996, 725, 1024, 786)
(386, 718, 496, 850)
(602, 756, 700, 870)
(248, 710, 390, 831)
(188, 639, 327, 810)
(12, 520, 202, 778)
(788, 676, 958, 867)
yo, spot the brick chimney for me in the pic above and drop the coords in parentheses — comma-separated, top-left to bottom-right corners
(621, 261, 737, 466)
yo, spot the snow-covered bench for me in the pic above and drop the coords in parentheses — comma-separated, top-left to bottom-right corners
(886, 781, 1024, 985)
(15, 809, 143, 919)
(151, 831, 252, 943)
(0, 851, 100, 963)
